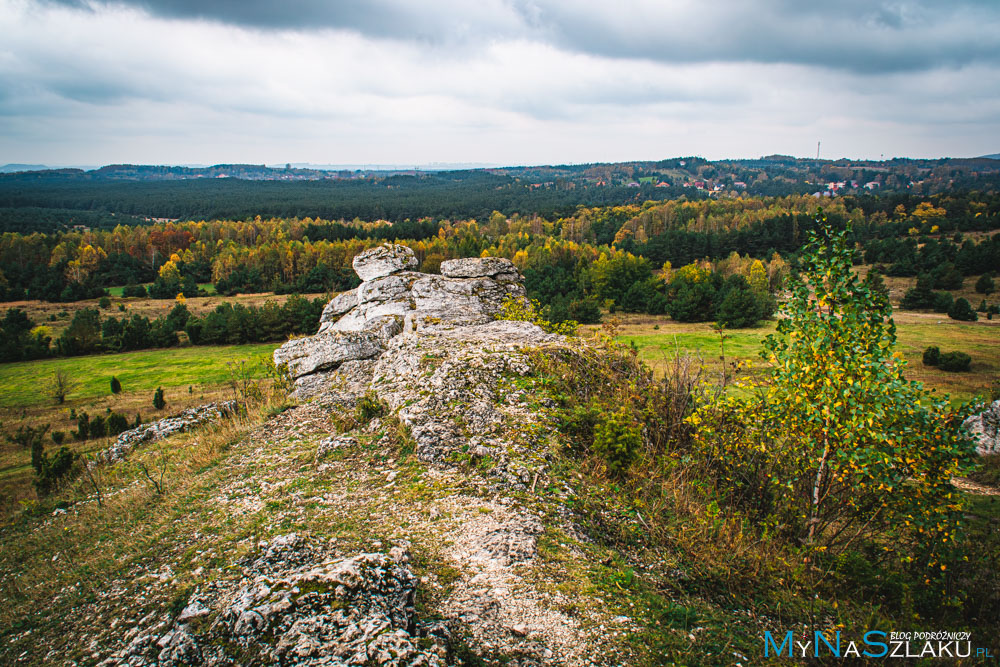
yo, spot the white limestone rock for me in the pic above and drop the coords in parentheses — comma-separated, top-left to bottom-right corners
(964, 399, 1000, 456)
(352, 244, 419, 281)
(273, 330, 385, 378)
(316, 288, 359, 333)
(440, 257, 518, 279)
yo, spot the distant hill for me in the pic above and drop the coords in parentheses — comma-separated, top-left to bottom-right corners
(980, 153, 1000, 160)
(0, 164, 48, 173)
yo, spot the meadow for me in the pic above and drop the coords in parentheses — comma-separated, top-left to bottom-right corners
(0, 342, 280, 514)
(598, 310, 1000, 403)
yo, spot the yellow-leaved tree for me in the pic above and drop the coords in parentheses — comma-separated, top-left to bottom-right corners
(690, 217, 978, 571)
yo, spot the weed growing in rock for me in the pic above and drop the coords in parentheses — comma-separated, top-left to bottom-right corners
(497, 297, 578, 336)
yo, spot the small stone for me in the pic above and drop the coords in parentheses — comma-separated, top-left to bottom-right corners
(511, 623, 529, 637)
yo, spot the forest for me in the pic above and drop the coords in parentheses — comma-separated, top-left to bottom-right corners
(3, 155, 1000, 232)
(1, 191, 998, 362)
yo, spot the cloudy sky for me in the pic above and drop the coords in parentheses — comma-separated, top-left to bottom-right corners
(2, 0, 999, 166)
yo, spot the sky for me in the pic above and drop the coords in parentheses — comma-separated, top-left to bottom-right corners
(2, 0, 999, 167)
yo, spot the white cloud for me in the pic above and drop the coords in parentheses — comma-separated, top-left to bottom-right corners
(1, 0, 998, 164)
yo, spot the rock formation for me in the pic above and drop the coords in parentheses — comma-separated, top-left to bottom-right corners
(274, 243, 528, 398)
(80, 246, 622, 665)
(99, 401, 236, 463)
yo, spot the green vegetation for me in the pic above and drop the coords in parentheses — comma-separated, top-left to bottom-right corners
(0, 343, 278, 408)
(152, 387, 166, 410)
(692, 223, 977, 560)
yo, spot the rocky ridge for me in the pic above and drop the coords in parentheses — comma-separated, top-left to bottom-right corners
(965, 398, 1000, 456)
(93, 245, 624, 665)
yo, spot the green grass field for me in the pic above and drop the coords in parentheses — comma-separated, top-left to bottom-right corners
(105, 282, 216, 297)
(603, 311, 1000, 403)
(0, 343, 280, 408)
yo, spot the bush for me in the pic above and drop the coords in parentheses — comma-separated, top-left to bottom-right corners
(947, 297, 977, 322)
(153, 387, 166, 410)
(497, 297, 578, 336)
(98, 296, 111, 309)
(716, 283, 765, 328)
(975, 273, 995, 294)
(107, 411, 130, 436)
(592, 409, 642, 476)
(73, 412, 90, 441)
(110, 376, 122, 394)
(6, 423, 49, 449)
(89, 414, 107, 439)
(51, 430, 65, 445)
(122, 283, 147, 298)
(922, 346, 940, 366)
(932, 291, 953, 313)
(938, 351, 972, 372)
(31, 439, 77, 496)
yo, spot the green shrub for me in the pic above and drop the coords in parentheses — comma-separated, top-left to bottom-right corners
(938, 351, 971, 372)
(72, 412, 90, 441)
(6, 423, 49, 449)
(592, 409, 642, 475)
(153, 387, 166, 410)
(932, 291, 953, 313)
(51, 430, 65, 445)
(975, 273, 995, 295)
(497, 297, 578, 336)
(89, 415, 107, 439)
(107, 412, 130, 436)
(98, 296, 111, 309)
(122, 283, 147, 298)
(31, 439, 77, 496)
(923, 346, 940, 366)
(110, 376, 122, 394)
(947, 297, 977, 322)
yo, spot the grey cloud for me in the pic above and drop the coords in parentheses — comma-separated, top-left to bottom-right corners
(44, 0, 1000, 74)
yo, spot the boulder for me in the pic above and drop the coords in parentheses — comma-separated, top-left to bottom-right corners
(316, 288, 359, 333)
(440, 257, 518, 278)
(107, 534, 449, 666)
(273, 330, 386, 378)
(352, 244, 419, 281)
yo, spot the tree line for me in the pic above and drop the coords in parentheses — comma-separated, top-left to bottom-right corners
(0, 295, 325, 362)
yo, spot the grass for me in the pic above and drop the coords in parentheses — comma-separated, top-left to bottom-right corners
(593, 310, 1000, 403)
(0, 343, 280, 408)
(0, 343, 281, 516)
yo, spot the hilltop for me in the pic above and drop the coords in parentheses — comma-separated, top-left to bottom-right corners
(1, 243, 998, 665)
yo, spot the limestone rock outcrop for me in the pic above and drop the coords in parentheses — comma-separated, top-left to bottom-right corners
(98, 401, 236, 463)
(965, 399, 1000, 456)
(103, 534, 448, 666)
(275, 244, 527, 396)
